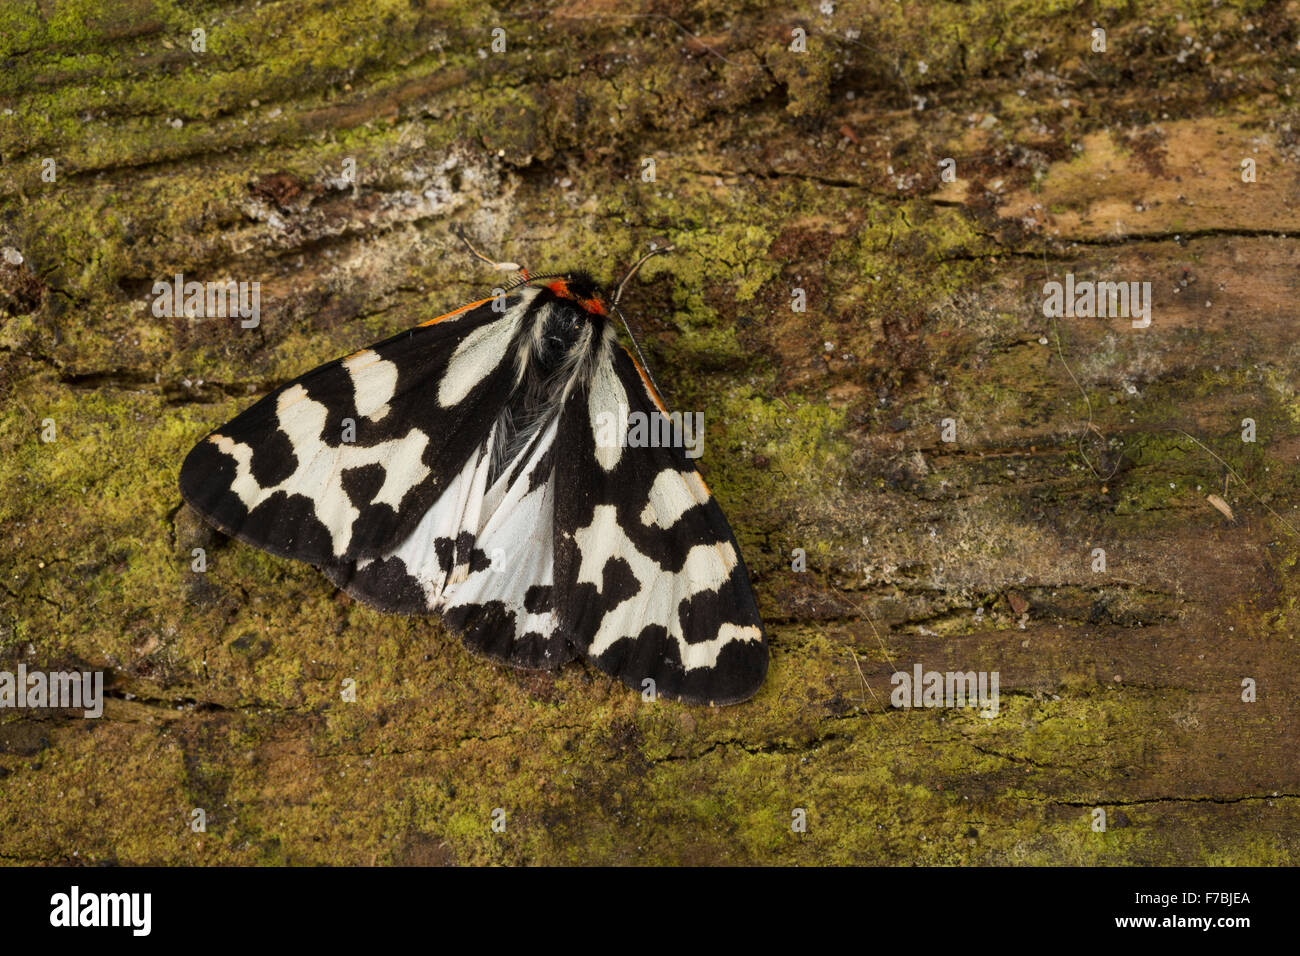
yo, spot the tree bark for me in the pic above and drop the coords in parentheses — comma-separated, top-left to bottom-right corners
(1, 1, 1298, 864)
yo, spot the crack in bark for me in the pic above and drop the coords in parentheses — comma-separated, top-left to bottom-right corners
(646, 731, 853, 766)
(1051, 792, 1300, 808)
(970, 743, 1077, 771)
(683, 163, 881, 195)
(1042, 227, 1296, 247)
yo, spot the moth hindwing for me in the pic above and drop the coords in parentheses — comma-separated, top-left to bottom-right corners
(180, 272, 768, 704)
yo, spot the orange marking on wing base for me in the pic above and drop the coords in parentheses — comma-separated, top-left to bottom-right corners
(623, 346, 668, 414)
(417, 296, 495, 327)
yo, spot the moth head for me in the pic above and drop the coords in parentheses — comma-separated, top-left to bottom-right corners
(542, 271, 609, 317)
(521, 272, 612, 379)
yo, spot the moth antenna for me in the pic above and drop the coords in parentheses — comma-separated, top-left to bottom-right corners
(613, 244, 673, 307)
(613, 301, 669, 410)
(454, 226, 528, 279)
(610, 245, 674, 406)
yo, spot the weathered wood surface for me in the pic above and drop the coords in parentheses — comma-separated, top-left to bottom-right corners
(2, 1, 1299, 864)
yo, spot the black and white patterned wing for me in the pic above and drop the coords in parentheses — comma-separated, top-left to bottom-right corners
(180, 289, 536, 567)
(552, 343, 768, 705)
(181, 284, 572, 669)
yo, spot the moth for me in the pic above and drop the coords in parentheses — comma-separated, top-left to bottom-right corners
(179, 240, 768, 705)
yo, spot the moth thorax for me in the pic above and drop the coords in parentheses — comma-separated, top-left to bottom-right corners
(494, 303, 589, 478)
(534, 303, 589, 374)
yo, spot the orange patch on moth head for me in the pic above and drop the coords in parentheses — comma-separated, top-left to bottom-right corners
(547, 277, 607, 316)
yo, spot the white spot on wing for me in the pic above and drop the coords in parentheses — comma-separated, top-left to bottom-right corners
(640, 468, 710, 528)
(674, 622, 763, 671)
(437, 290, 535, 408)
(342, 349, 398, 421)
(588, 351, 626, 471)
(211, 434, 257, 506)
(718, 622, 763, 644)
